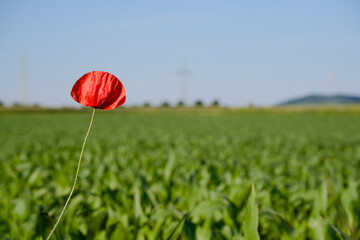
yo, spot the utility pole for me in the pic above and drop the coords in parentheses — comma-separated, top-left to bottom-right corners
(21, 54, 28, 106)
(178, 62, 190, 105)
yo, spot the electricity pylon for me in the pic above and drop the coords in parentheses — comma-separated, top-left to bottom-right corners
(21, 55, 28, 106)
(178, 62, 190, 105)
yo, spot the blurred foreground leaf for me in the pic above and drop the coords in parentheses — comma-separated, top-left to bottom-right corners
(243, 183, 260, 240)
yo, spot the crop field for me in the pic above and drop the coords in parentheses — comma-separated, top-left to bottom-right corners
(0, 110, 359, 239)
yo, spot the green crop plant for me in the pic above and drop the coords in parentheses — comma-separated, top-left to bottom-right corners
(0, 111, 359, 239)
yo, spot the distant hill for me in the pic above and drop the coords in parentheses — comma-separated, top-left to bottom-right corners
(278, 94, 360, 106)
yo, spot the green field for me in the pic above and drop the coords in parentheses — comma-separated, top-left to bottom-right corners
(0, 110, 359, 239)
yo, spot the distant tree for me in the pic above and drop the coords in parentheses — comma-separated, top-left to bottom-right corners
(143, 102, 151, 108)
(0, 101, 3, 107)
(161, 101, 170, 107)
(194, 100, 203, 107)
(12, 102, 21, 107)
(211, 99, 219, 107)
(177, 100, 185, 107)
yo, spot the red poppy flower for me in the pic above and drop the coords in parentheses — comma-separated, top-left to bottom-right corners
(71, 71, 126, 110)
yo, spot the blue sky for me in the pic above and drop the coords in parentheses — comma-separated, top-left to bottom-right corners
(1, 0, 359, 107)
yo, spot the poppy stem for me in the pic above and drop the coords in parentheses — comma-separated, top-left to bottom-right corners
(46, 108, 96, 240)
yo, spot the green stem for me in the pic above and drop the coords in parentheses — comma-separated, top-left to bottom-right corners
(46, 108, 96, 240)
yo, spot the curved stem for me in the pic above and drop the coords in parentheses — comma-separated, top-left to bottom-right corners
(46, 108, 96, 240)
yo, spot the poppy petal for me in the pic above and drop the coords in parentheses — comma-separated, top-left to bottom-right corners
(71, 71, 126, 110)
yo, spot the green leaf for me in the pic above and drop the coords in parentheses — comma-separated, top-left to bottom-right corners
(164, 152, 176, 182)
(166, 216, 186, 240)
(151, 208, 182, 221)
(109, 222, 131, 240)
(190, 200, 227, 217)
(134, 184, 143, 219)
(183, 219, 196, 240)
(196, 227, 212, 240)
(243, 183, 260, 240)
(325, 220, 353, 240)
(13, 199, 27, 218)
(94, 230, 107, 240)
(308, 217, 326, 240)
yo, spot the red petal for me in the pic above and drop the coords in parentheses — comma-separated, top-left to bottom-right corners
(71, 71, 126, 110)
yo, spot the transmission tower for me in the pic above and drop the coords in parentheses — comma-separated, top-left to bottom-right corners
(21, 55, 28, 106)
(178, 62, 190, 105)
